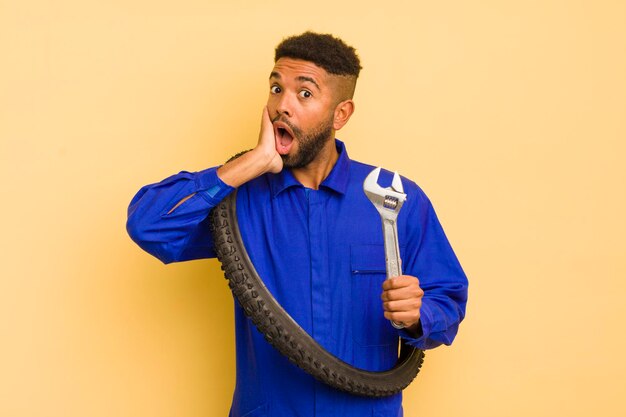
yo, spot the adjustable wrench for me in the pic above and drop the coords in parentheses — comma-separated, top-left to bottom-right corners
(363, 167, 408, 329)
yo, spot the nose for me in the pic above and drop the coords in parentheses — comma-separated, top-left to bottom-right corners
(274, 93, 293, 119)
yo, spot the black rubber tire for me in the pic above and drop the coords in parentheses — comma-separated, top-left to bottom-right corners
(209, 161, 424, 397)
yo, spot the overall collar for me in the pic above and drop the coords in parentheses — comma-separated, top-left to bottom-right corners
(269, 139, 351, 198)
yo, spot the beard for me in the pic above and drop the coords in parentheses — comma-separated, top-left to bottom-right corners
(275, 115, 334, 169)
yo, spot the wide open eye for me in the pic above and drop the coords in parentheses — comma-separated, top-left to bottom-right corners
(298, 90, 312, 99)
(270, 85, 282, 94)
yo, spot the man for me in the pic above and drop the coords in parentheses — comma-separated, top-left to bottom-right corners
(127, 32, 468, 417)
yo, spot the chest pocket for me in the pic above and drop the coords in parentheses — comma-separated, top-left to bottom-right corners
(350, 244, 398, 347)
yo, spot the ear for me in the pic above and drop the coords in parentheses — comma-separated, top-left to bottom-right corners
(333, 99, 355, 131)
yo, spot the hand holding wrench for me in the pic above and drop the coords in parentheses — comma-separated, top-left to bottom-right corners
(363, 167, 408, 329)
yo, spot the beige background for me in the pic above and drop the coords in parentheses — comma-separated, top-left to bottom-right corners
(1, 1, 625, 416)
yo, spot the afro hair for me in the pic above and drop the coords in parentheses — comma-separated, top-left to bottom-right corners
(275, 32, 362, 77)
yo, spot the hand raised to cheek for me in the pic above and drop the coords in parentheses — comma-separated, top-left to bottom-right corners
(381, 275, 424, 330)
(256, 106, 284, 174)
(216, 107, 283, 188)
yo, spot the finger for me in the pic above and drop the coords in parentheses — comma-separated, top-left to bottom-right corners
(381, 275, 419, 291)
(260, 107, 274, 139)
(382, 286, 424, 302)
(382, 298, 422, 313)
(381, 277, 405, 291)
(384, 310, 421, 326)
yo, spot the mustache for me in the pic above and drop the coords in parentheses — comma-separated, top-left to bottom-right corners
(271, 115, 301, 137)
(271, 113, 285, 124)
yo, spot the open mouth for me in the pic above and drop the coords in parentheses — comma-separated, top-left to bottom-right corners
(274, 122, 295, 155)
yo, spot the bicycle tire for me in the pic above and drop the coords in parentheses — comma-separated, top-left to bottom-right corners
(209, 163, 424, 397)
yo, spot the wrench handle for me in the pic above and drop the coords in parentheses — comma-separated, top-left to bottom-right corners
(382, 218, 402, 279)
(381, 217, 405, 329)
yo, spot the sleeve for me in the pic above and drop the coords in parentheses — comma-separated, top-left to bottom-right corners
(398, 185, 469, 350)
(126, 166, 234, 264)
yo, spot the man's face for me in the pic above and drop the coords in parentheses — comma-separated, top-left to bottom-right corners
(267, 58, 337, 169)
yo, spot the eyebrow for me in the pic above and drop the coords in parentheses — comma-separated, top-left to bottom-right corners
(269, 72, 321, 91)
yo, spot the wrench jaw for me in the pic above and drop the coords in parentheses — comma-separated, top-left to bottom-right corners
(363, 167, 409, 330)
(391, 171, 404, 194)
(363, 167, 407, 218)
